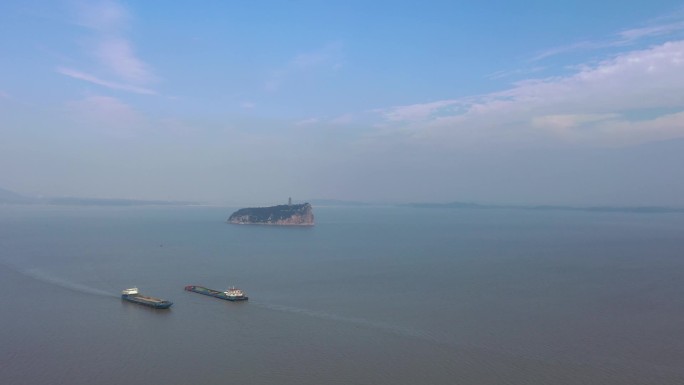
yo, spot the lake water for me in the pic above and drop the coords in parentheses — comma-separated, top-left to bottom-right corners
(2, 205, 684, 384)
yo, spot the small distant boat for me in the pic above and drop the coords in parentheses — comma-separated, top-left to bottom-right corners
(184, 285, 249, 301)
(121, 288, 173, 309)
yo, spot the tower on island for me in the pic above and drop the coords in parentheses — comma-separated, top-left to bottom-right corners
(288, 197, 292, 206)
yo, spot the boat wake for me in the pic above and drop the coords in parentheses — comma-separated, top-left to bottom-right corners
(253, 301, 440, 343)
(1, 261, 116, 298)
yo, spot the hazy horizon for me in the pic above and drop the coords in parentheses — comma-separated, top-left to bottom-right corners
(5, 184, 684, 210)
(2, 1, 684, 206)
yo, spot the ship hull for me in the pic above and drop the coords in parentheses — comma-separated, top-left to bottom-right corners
(122, 294, 173, 309)
(184, 285, 248, 301)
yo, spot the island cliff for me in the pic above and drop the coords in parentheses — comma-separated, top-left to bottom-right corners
(228, 203, 314, 226)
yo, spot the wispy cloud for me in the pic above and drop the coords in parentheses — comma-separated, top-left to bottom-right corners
(533, 13, 684, 61)
(329, 113, 355, 125)
(59, 0, 157, 94)
(486, 66, 546, 80)
(295, 117, 320, 126)
(73, 0, 128, 31)
(532, 39, 621, 62)
(618, 20, 684, 41)
(381, 100, 463, 122)
(95, 37, 155, 83)
(374, 40, 684, 147)
(63, 95, 205, 139)
(240, 101, 256, 110)
(291, 46, 343, 70)
(265, 42, 344, 92)
(64, 95, 145, 137)
(57, 67, 156, 95)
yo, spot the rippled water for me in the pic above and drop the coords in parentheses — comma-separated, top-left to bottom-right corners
(2, 205, 684, 384)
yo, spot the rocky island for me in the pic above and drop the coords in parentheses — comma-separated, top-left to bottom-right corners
(228, 202, 314, 226)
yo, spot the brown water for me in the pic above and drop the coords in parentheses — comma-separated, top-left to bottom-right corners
(1, 205, 684, 384)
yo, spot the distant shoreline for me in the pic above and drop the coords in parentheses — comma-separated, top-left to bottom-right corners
(2, 186, 683, 212)
(402, 202, 684, 214)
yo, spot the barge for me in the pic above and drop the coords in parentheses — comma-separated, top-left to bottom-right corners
(121, 288, 173, 309)
(184, 285, 248, 301)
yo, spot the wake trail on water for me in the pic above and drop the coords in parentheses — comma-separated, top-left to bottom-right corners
(255, 302, 684, 376)
(253, 301, 555, 364)
(252, 301, 441, 343)
(0, 260, 117, 298)
(252, 301, 621, 374)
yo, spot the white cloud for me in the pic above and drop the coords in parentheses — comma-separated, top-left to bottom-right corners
(589, 110, 684, 146)
(60, 1, 157, 94)
(375, 40, 684, 147)
(531, 114, 619, 130)
(531, 114, 620, 142)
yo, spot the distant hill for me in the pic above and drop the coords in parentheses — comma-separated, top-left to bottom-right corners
(403, 201, 494, 209)
(44, 197, 197, 206)
(308, 199, 374, 207)
(402, 201, 684, 214)
(0, 188, 37, 204)
(0, 187, 196, 206)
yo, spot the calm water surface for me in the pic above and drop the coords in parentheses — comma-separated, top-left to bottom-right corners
(1, 205, 684, 384)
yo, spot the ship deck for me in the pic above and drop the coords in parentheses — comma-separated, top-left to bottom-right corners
(131, 294, 165, 303)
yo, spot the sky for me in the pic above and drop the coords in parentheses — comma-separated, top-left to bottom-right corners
(1, 0, 684, 206)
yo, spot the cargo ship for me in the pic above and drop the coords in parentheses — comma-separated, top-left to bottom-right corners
(184, 285, 248, 301)
(121, 288, 173, 309)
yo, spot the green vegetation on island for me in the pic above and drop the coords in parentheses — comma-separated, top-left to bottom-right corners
(228, 202, 314, 225)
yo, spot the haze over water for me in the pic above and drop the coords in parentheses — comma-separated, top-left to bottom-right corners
(2, 205, 684, 384)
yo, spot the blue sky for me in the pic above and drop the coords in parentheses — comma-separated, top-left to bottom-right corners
(2, 1, 684, 205)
